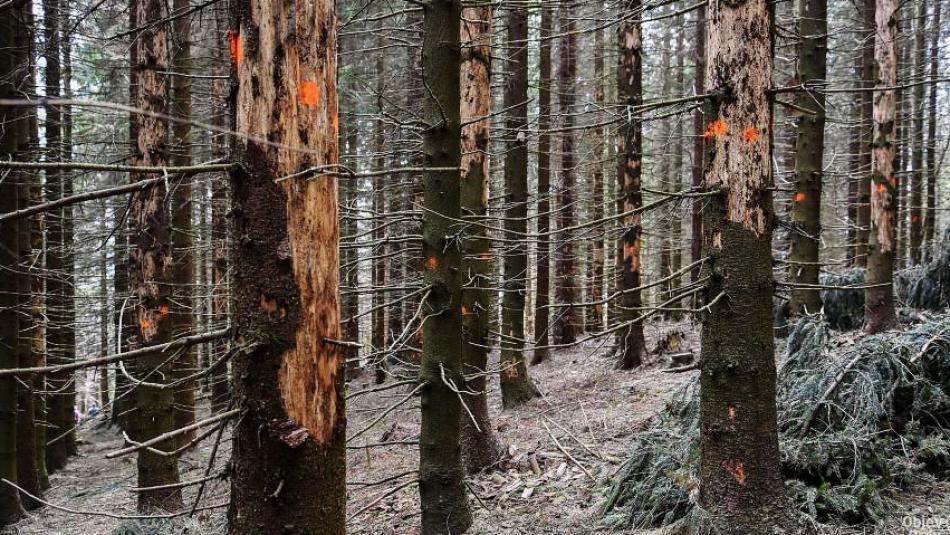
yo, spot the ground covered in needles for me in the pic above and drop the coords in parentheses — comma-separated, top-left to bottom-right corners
(3, 319, 949, 535)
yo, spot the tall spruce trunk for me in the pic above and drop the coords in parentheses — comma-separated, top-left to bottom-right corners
(499, 4, 540, 410)
(864, 0, 899, 334)
(129, 0, 182, 510)
(924, 0, 940, 258)
(532, 2, 553, 365)
(587, 13, 606, 332)
(60, 0, 77, 459)
(227, 0, 346, 532)
(0, 6, 27, 522)
(371, 52, 388, 384)
(690, 1, 707, 283)
(696, 0, 803, 532)
(209, 11, 230, 413)
(553, 1, 580, 345)
(42, 0, 69, 472)
(171, 0, 196, 443)
(460, 4, 504, 470)
(616, 0, 645, 370)
(418, 1, 472, 533)
(14, 7, 41, 508)
(787, 0, 827, 316)
(854, 0, 875, 268)
(908, 0, 926, 265)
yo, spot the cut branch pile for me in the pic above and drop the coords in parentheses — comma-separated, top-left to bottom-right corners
(604, 313, 950, 529)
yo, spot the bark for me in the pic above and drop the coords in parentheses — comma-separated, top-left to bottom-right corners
(616, 0, 645, 370)
(228, 0, 346, 531)
(696, 0, 802, 532)
(209, 10, 230, 414)
(129, 0, 182, 511)
(0, 6, 28, 523)
(460, 4, 504, 471)
(418, 1, 472, 533)
(532, 2, 553, 365)
(586, 12, 606, 332)
(499, 4, 540, 410)
(553, 1, 580, 346)
(60, 4, 77, 459)
(865, 0, 899, 334)
(908, 0, 926, 265)
(171, 0, 196, 444)
(28, 62, 48, 492)
(42, 0, 69, 473)
(98, 202, 111, 410)
(924, 0, 940, 258)
(14, 7, 41, 509)
(787, 0, 827, 316)
(371, 52, 388, 384)
(854, 0, 875, 268)
(690, 1, 707, 283)
(341, 120, 360, 376)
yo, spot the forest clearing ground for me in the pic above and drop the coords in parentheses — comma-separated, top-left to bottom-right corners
(5, 318, 949, 534)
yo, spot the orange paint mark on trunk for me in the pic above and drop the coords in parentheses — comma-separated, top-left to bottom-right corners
(426, 256, 439, 270)
(139, 318, 152, 330)
(741, 126, 759, 142)
(794, 192, 807, 203)
(722, 459, 747, 485)
(461, 305, 469, 315)
(159, 304, 170, 316)
(876, 183, 887, 194)
(299, 80, 321, 108)
(228, 31, 243, 65)
(703, 119, 728, 139)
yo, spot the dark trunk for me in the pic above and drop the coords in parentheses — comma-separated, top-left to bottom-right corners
(787, 0, 827, 316)
(532, 2, 553, 365)
(418, 1, 472, 533)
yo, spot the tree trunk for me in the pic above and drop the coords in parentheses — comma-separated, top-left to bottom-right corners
(227, 0, 346, 531)
(13, 7, 41, 508)
(171, 0, 196, 444)
(129, 0, 182, 510)
(616, 0, 646, 370)
(697, 0, 803, 530)
(690, 1, 707, 283)
(0, 6, 28, 522)
(864, 0, 899, 334)
(587, 12, 606, 332)
(553, 1, 579, 346)
(532, 1, 553, 365)
(209, 10, 230, 414)
(371, 52, 388, 384)
(499, 4, 540, 410)
(908, 0, 926, 265)
(98, 201, 111, 410)
(460, 4, 504, 471)
(787, 0, 827, 316)
(60, 4, 77, 459)
(418, 1, 472, 533)
(924, 0, 940, 259)
(42, 0, 69, 473)
(854, 0, 875, 268)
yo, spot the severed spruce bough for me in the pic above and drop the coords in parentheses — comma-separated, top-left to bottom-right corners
(604, 312, 950, 529)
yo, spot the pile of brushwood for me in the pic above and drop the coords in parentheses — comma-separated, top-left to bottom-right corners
(821, 227, 950, 330)
(603, 312, 950, 529)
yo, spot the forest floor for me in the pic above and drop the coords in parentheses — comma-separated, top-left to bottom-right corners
(4, 318, 949, 535)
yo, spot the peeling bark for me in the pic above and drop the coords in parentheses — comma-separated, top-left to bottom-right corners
(696, 0, 803, 532)
(461, 4, 504, 469)
(228, 0, 345, 531)
(865, 0, 899, 334)
(617, 0, 645, 370)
